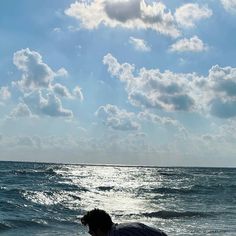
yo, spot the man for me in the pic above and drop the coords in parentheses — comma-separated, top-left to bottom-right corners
(81, 208, 168, 236)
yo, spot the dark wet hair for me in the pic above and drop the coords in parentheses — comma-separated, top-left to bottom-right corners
(81, 209, 113, 233)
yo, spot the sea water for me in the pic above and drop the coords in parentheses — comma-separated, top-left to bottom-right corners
(0, 161, 235, 236)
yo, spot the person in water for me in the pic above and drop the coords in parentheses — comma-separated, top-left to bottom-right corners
(81, 209, 168, 236)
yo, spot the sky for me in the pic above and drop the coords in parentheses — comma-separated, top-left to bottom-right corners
(0, 0, 236, 167)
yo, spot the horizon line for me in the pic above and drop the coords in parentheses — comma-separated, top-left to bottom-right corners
(0, 159, 235, 169)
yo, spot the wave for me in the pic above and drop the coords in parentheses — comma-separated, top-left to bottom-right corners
(52, 182, 89, 192)
(158, 172, 192, 178)
(190, 184, 236, 194)
(0, 200, 26, 212)
(139, 187, 196, 195)
(141, 210, 214, 219)
(11, 168, 58, 177)
(0, 188, 26, 203)
(97, 186, 114, 191)
(0, 219, 49, 232)
(139, 183, 236, 196)
(0, 223, 11, 231)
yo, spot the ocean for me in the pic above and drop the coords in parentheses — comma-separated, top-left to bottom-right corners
(0, 161, 235, 236)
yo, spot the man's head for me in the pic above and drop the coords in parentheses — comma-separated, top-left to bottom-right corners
(81, 209, 113, 236)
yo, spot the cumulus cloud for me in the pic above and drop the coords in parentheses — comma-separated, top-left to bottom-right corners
(129, 37, 151, 52)
(11, 48, 81, 118)
(103, 53, 135, 83)
(221, 0, 236, 13)
(169, 36, 208, 52)
(103, 53, 197, 112)
(175, 3, 212, 28)
(209, 65, 236, 96)
(13, 48, 67, 91)
(65, 0, 180, 37)
(0, 87, 11, 101)
(103, 53, 236, 119)
(51, 83, 84, 101)
(9, 103, 33, 118)
(207, 65, 236, 118)
(52, 83, 73, 99)
(13, 48, 55, 91)
(39, 93, 73, 117)
(210, 99, 236, 118)
(95, 104, 140, 131)
(23, 90, 73, 118)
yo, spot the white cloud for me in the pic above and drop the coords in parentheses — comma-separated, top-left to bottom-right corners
(56, 67, 68, 77)
(9, 103, 33, 118)
(39, 93, 73, 117)
(175, 3, 212, 28)
(65, 0, 180, 37)
(103, 53, 134, 83)
(103, 53, 197, 112)
(13, 48, 67, 91)
(53, 27, 62, 33)
(207, 65, 236, 118)
(221, 0, 236, 13)
(103, 53, 236, 119)
(138, 111, 188, 136)
(129, 37, 151, 52)
(95, 104, 140, 131)
(11, 48, 79, 118)
(138, 111, 179, 126)
(23, 90, 73, 118)
(0, 87, 11, 100)
(52, 83, 73, 99)
(169, 36, 208, 52)
(73, 86, 84, 101)
(13, 48, 55, 91)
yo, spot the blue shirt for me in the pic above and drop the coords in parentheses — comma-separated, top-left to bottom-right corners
(108, 223, 168, 236)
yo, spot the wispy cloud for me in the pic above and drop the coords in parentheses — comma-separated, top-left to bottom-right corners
(73, 86, 84, 101)
(129, 37, 151, 52)
(138, 111, 180, 127)
(0, 87, 11, 101)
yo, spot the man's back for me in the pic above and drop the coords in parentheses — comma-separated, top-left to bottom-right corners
(108, 222, 168, 236)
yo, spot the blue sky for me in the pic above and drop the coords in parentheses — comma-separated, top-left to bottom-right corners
(1, 0, 236, 166)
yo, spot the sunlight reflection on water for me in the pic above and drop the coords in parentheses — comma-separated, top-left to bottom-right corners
(2, 163, 234, 235)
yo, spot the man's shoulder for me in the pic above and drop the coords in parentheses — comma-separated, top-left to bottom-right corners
(109, 222, 167, 236)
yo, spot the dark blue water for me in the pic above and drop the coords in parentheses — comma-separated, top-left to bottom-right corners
(0, 161, 235, 235)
